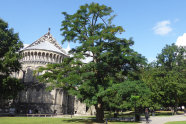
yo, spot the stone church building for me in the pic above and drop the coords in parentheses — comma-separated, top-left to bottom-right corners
(13, 30, 95, 115)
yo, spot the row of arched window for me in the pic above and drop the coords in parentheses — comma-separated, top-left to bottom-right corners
(22, 50, 65, 63)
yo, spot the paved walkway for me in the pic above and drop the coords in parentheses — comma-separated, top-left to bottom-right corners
(141, 115, 186, 124)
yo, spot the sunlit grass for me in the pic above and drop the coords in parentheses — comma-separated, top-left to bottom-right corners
(0, 117, 139, 124)
(165, 121, 186, 124)
(155, 111, 184, 116)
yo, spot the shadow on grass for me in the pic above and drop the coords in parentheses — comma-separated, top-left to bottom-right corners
(106, 120, 138, 123)
(61, 118, 97, 124)
(104, 111, 135, 118)
(61, 119, 138, 124)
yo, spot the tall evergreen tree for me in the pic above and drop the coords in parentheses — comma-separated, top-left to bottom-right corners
(37, 3, 146, 122)
(0, 18, 23, 101)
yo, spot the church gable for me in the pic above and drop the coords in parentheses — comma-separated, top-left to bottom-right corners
(24, 29, 67, 55)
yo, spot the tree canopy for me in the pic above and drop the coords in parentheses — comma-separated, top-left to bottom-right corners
(37, 3, 146, 122)
(142, 44, 186, 111)
(0, 18, 23, 101)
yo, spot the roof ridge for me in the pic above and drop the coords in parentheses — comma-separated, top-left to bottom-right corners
(24, 32, 67, 54)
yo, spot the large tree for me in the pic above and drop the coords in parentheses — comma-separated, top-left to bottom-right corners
(142, 44, 186, 112)
(103, 80, 151, 111)
(0, 18, 23, 102)
(37, 3, 146, 122)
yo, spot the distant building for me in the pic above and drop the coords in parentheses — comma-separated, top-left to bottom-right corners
(13, 29, 95, 115)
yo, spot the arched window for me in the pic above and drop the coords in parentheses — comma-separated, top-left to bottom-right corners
(50, 53, 53, 62)
(31, 52, 34, 60)
(28, 52, 30, 60)
(42, 52, 45, 61)
(53, 54, 56, 62)
(34, 52, 37, 60)
(59, 56, 62, 63)
(38, 52, 41, 60)
(46, 53, 49, 62)
(56, 55, 59, 63)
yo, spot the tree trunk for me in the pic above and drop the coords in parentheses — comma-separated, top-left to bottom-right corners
(173, 99, 178, 115)
(174, 106, 178, 115)
(95, 103, 104, 122)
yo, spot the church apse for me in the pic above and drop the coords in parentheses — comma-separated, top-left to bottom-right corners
(13, 30, 94, 115)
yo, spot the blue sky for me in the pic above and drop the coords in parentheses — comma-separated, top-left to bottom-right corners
(0, 0, 186, 62)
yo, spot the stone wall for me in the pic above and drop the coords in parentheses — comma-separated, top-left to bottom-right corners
(16, 88, 72, 114)
(12, 49, 95, 115)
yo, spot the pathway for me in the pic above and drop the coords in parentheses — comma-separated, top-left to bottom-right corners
(141, 115, 186, 124)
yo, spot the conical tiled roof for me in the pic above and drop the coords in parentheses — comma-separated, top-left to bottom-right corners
(24, 31, 67, 55)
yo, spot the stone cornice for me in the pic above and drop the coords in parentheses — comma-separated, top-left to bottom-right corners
(21, 60, 59, 65)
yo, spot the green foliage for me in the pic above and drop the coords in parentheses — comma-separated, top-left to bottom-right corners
(0, 18, 23, 100)
(142, 44, 186, 108)
(157, 44, 185, 71)
(0, 76, 23, 100)
(102, 80, 151, 110)
(37, 3, 146, 122)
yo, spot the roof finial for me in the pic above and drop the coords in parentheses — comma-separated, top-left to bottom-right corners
(48, 28, 51, 34)
(65, 41, 71, 54)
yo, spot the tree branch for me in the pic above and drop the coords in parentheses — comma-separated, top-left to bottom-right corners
(100, 16, 107, 27)
(83, 53, 93, 57)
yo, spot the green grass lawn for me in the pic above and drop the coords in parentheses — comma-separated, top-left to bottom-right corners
(165, 121, 186, 124)
(0, 117, 139, 124)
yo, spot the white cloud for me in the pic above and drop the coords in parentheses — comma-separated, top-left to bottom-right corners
(153, 20, 172, 35)
(176, 33, 186, 47)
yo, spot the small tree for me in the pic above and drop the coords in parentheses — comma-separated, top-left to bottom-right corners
(0, 18, 23, 102)
(37, 3, 146, 122)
